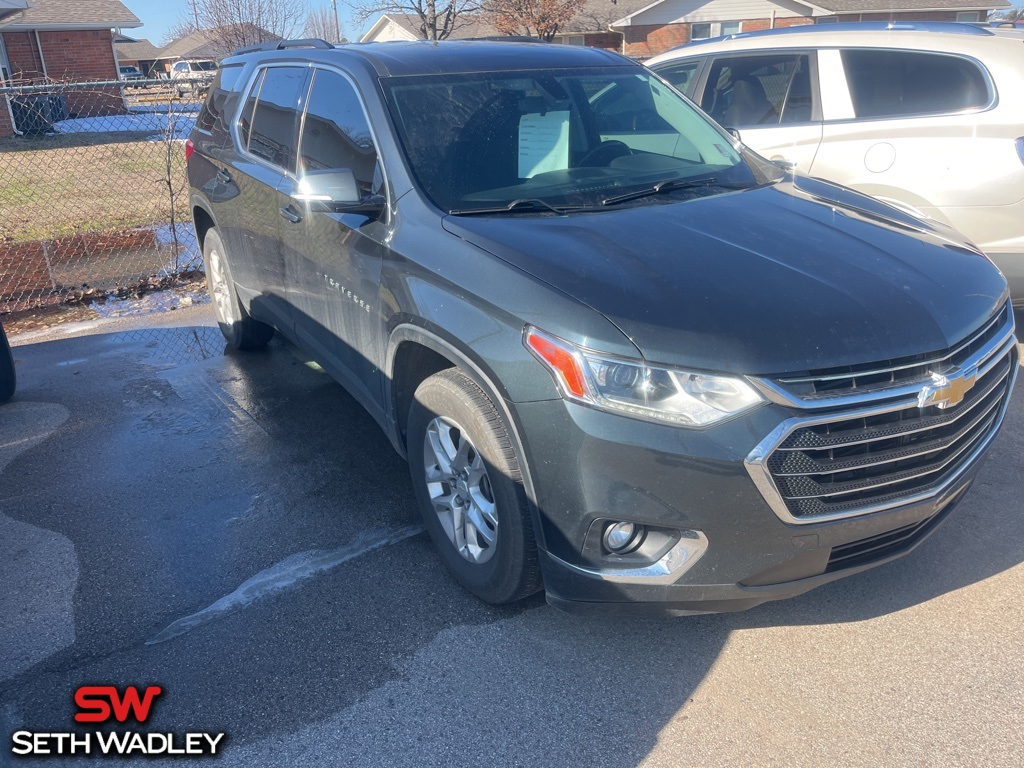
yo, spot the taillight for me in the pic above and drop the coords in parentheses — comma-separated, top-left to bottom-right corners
(185, 139, 195, 161)
(1016, 137, 1024, 166)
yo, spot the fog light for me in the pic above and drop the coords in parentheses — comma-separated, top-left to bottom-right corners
(603, 521, 642, 553)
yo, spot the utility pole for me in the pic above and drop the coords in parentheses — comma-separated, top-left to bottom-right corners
(191, 0, 200, 31)
(331, 0, 341, 43)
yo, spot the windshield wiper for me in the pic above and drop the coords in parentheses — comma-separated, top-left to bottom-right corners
(449, 198, 588, 216)
(600, 177, 719, 207)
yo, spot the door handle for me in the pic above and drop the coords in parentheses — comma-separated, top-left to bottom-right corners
(279, 205, 303, 224)
(216, 169, 232, 184)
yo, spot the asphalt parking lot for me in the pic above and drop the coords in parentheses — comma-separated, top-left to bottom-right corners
(2, 306, 1022, 767)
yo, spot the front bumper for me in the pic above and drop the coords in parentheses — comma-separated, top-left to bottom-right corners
(514, 371, 1008, 615)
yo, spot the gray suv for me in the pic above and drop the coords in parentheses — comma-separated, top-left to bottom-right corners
(187, 40, 1017, 615)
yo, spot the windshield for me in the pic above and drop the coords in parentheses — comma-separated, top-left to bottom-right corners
(382, 67, 771, 213)
(190, 61, 217, 72)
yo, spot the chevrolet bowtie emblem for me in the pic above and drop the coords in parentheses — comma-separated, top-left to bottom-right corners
(917, 367, 977, 410)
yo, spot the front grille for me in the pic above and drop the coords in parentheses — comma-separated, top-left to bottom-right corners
(766, 346, 1015, 519)
(746, 306, 1018, 524)
(771, 303, 1012, 401)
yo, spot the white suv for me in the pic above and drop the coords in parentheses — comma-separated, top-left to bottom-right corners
(647, 22, 1024, 303)
(169, 59, 218, 97)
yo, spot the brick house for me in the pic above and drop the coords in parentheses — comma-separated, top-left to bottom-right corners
(608, 0, 1013, 58)
(0, 0, 142, 137)
(115, 36, 163, 78)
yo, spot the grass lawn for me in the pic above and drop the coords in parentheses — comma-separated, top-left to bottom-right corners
(0, 132, 190, 243)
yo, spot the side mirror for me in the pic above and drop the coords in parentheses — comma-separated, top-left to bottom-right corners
(292, 169, 384, 216)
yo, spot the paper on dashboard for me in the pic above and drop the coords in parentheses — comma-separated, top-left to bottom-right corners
(518, 111, 570, 178)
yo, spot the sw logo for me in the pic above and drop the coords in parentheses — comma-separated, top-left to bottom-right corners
(74, 685, 162, 723)
(9, 685, 225, 758)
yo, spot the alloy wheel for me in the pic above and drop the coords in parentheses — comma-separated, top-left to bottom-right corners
(423, 417, 498, 564)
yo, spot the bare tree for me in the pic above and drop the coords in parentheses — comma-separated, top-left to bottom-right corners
(484, 0, 584, 41)
(305, 3, 346, 42)
(347, 0, 482, 41)
(174, 0, 309, 53)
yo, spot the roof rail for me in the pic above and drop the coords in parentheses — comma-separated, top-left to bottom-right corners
(667, 20, 994, 53)
(231, 38, 334, 56)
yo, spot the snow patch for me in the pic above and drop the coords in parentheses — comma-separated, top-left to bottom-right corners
(146, 525, 425, 645)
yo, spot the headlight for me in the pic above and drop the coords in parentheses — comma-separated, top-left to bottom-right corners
(524, 326, 763, 427)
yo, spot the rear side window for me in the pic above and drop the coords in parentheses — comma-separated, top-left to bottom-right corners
(299, 70, 380, 197)
(656, 60, 701, 97)
(196, 64, 244, 134)
(701, 54, 814, 127)
(246, 67, 308, 172)
(238, 69, 265, 147)
(841, 50, 990, 118)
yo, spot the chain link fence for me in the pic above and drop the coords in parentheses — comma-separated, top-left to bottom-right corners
(0, 77, 213, 317)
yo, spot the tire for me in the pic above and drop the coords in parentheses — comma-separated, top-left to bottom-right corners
(203, 229, 274, 350)
(0, 322, 15, 403)
(408, 368, 542, 604)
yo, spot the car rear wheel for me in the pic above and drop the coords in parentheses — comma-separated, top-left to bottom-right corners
(203, 229, 274, 350)
(0, 322, 15, 403)
(408, 369, 542, 604)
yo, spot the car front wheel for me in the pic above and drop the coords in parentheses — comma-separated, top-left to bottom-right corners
(407, 368, 542, 604)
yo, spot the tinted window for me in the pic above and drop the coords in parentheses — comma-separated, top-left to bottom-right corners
(299, 70, 379, 196)
(197, 64, 244, 133)
(248, 67, 307, 172)
(841, 50, 989, 118)
(701, 54, 813, 127)
(656, 60, 701, 96)
(238, 69, 265, 148)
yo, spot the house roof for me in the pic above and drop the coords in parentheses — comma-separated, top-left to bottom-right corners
(116, 38, 163, 61)
(364, 13, 501, 41)
(561, 0, 655, 33)
(1, 0, 141, 30)
(159, 24, 282, 60)
(159, 30, 222, 60)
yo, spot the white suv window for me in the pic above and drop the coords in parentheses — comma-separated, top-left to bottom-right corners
(700, 54, 814, 127)
(840, 50, 990, 118)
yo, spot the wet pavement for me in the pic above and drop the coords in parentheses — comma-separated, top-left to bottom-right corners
(1, 308, 1023, 767)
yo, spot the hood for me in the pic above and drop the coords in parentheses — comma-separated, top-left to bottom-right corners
(442, 179, 1008, 375)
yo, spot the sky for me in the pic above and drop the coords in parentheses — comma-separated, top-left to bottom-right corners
(120, 1, 359, 47)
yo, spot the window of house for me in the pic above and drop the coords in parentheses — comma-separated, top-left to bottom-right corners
(561, 35, 585, 45)
(841, 50, 990, 118)
(691, 21, 741, 41)
(0, 36, 11, 84)
(700, 54, 814, 127)
(956, 11, 981, 21)
(246, 66, 308, 172)
(299, 69, 381, 198)
(691, 23, 713, 40)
